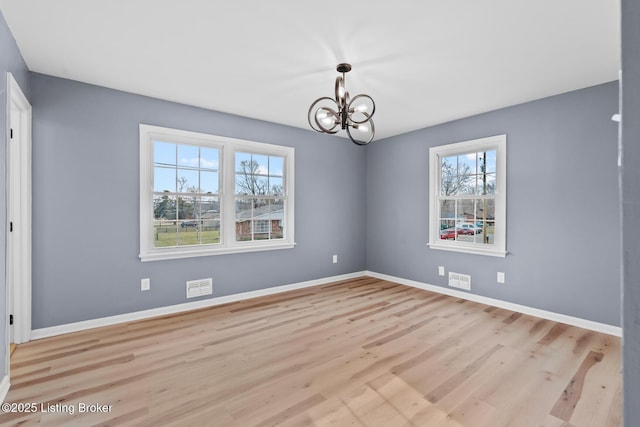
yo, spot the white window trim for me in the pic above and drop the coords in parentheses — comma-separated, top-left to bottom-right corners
(428, 134, 507, 257)
(139, 124, 295, 262)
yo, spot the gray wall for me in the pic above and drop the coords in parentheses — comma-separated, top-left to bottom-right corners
(30, 73, 366, 329)
(621, 0, 640, 423)
(30, 74, 623, 330)
(366, 81, 621, 326)
(0, 11, 30, 382)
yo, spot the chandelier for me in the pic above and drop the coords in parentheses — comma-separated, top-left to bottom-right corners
(308, 63, 376, 145)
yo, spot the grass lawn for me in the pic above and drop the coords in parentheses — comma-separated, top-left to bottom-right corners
(154, 227, 220, 247)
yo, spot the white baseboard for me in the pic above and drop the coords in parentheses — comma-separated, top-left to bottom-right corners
(365, 271, 622, 337)
(30, 271, 366, 340)
(30, 269, 622, 340)
(0, 375, 9, 403)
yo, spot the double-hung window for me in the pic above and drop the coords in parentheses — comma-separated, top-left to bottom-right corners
(140, 125, 294, 261)
(428, 134, 506, 257)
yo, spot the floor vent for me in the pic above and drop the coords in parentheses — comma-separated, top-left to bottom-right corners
(448, 272, 471, 291)
(186, 278, 213, 298)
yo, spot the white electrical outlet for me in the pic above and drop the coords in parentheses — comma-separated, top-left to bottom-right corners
(497, 272, 505, 284)
(333, 254, 338, 264)
(438, 266, 445, 276)
(141, 278, 150, 291)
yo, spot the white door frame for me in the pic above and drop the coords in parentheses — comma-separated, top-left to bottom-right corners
(5, 72, 32, 367)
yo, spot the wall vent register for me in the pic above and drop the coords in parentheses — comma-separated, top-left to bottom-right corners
(186, 278, 213, 298)
(448, 272, 471, 291)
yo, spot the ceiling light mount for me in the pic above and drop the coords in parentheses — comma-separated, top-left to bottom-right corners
(308, 63, 376, 145)
(336, 63, 351, 73)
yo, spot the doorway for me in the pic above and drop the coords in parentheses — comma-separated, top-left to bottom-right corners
(5, 72, 32, 376)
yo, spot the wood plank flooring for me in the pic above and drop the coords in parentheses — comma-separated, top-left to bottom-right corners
(0, 277, 622, 426)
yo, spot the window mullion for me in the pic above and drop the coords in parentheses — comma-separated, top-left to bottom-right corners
(222, 145, 235, 247)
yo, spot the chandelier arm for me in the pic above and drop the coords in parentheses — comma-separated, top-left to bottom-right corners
(341, 103, 348, 130)
(335, 76, 345, 108)
(347, 94, 376, 124)
(314, 107, 340, 134)
(346, 130, 374, 145)
(308, 96, 338, 132)
(346, 116, 375, 145)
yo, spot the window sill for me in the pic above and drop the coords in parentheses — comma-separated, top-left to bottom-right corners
(140, 242, 296, 262)
(427, 242, 507, 258)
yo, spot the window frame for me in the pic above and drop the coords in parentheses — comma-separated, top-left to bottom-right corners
(140, 124, 295, 262)
(428, 134, 507, 257)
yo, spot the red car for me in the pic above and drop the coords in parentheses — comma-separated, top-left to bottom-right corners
(440, 229, 457, 240)
(456, 223, 483, 235)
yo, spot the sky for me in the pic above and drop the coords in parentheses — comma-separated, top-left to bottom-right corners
(152, 141, 284, 195)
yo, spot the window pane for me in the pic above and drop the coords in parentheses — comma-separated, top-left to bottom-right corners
(154, 194, 177, 248)
(236, 152, 268, 195)
(235, 173, 267, 195)
(270, 199, 285, 239)
(476, 173, 496, 195)
(177, 169, 199, 193)
(449, 198, 471, 242)
(154, 141, 176, 166)
(154, 194, 177, 221)
(235, 152, 252, 172)
(441, 156, 458, 196)
(442, 156, 457, 174)
(456, 199, 475, 222)
(483, 150, 497, 173)
(200, 147, 219, 170)
(269, 156, 284, 177)
(177, 144, 199, 168)
(200, 198, 220, 218)
(235, 198, 284, 241)
(439, 200, 456, 223)
(472, 199, 484, 243)
(154, 167, 176, 193)
(200, 171, 219, 194)
(200, 196, 220, 244)
(439, 219, 455, 230)
(177, 196, 197, 220)
(235, 198, 254, 241)
(154, 220, 177, 247)
(177, 195, 199, 246)
(253, 154, 269, 176)
(484, 199, 496, 222)
(268, 177, 284, 196)
(438, 198, 456, 242)
(473, 198, 495, 244)
(439, 224, 458, 240)
(474, 224, 494, 244)
(458, 174, 476, 195)
(202, 220, 221, 244)
(458, 153, 476, 175)
(177, 220, 200, 246)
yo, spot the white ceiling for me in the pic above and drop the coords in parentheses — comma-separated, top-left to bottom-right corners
(0, 1, 620, 140)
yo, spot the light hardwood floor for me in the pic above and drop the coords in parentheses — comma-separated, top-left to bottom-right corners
(0, 277, 622, 426)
